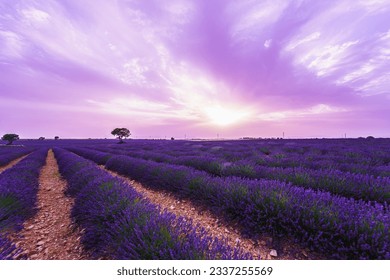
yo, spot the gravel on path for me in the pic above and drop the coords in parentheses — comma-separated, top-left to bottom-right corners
(11, 149, 88, 260)
(104, 167, 324, 260)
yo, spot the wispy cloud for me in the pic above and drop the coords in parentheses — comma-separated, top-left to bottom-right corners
(0, 0, 389, 138)
(258, 104, 348, 121)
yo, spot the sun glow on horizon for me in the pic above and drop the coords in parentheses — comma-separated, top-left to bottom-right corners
(204, 105, 251, 126)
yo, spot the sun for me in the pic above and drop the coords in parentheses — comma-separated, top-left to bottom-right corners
(204, 105, 250, 126)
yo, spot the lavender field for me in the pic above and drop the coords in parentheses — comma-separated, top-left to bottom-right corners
(1, 3, 390, 276)
(1, 138, 389, 260)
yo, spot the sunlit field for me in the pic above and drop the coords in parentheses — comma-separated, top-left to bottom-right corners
(1, 138, 389, 260)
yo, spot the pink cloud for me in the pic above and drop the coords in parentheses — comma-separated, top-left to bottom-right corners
(0, 0, 389, 138)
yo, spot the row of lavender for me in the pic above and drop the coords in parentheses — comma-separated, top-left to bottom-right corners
(83, 146, 390, 204)
(100, 139, 390, 177)
(12, 138, 390, 171)
(12, 138, 390, 176)
(223, 161, 390, 204)
(0, 147, 35, 168)
(67, 147, 390, 259)
(0, 149, 48, 259)
(53, 148, 249, 259)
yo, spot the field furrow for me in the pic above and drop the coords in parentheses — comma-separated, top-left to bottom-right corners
(104, 166, 323, 260)
(0, 149, 47, 259)
(54, 148, 249, 260)
(10, 150, 88, 260)
(0, 148, 35, 169)
(0, 154, 30, 174)
(79, 146, 390, 204)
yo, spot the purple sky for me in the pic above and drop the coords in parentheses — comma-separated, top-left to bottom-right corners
(1, 0, 389, 139)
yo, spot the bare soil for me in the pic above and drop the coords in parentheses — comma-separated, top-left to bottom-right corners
(10, 150, 88, 260)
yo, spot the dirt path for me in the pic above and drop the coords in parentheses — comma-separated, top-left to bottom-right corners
(104, 168, 324, 260)
(11, 150, 88, 260)
(0, 154, 29, 174)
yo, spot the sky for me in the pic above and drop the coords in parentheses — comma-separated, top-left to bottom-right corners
(0, 0, 389, 139)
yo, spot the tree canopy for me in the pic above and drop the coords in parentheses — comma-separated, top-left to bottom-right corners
(1, 133, 19, 145)
(111, 128, 131, 143)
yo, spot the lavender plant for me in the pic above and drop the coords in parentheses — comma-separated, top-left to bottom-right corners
(223, 162, 390, 203)
(0, 148, 48, 259)
(0, 236, 19, 260)
(104, 154, 389, 259)
(54, 148, 249, 260)
(0, 148, 34, 168)
(80, 145, 390, 204)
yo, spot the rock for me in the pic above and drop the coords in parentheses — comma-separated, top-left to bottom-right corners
(169, 205, 175, 210)
(26, 225, 34, 230)
(235, 238, 241, 244)
(37, 241, 45, 246)
(225, 229, 229, 233)
(270, 249, 278, 257)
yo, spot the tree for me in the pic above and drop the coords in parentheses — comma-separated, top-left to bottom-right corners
(111, 128, 130, 144)
(54, 136, 59, 140)
(1, 133, 19, 145)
